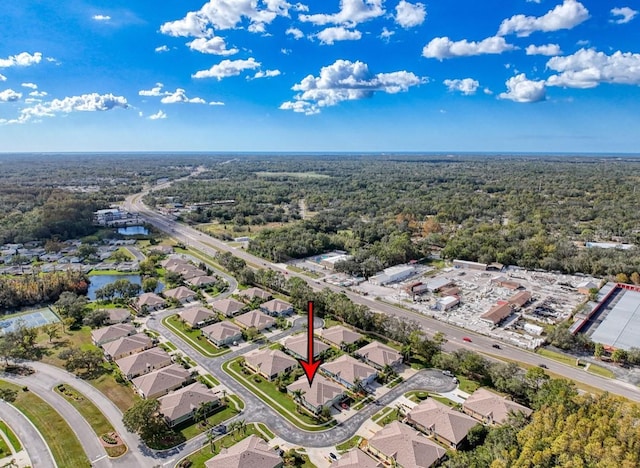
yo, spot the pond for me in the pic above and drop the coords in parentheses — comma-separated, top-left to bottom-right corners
(87, 274, 164, 300)
(117, 226, 149, 235)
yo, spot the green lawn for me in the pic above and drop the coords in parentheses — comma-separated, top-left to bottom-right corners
(255, 423, 275, 439)
(536, 348, 615, 379)
(372, 407, 394, 423)
(227, 394, 245, 411)
(457, 375, 480, 394)
(224, 359, 333, 430)
(199, 374, 220, 387)
(0, 434, 11, 458)
(0, 420, 22, 451)
(0, 380, 91, 467)
(336, 435, 362, 453)
(163, 314, 230, 357)
(160, 341, 177, 351)
(179, 425, 263, 468)
(178, 403, 240, 440)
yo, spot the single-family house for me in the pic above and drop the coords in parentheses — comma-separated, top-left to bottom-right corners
(179, 307, 217, 329)
(356, 342, 403, 370)
(102, 334, 153, 360)
(91, 323, 136, 346)
(161, 257, 189, 271)
(136, 292, 166, 312)
(204, 434, 283, 468)
(210, 298, 245, 317)
(240, 287, 272, 302)
(365, 421, 446, 468)
(235, 310, 276, 331)
(316, 325, 363, 348)
(330, 449, 382, 468)
(158, 382, 220, 427)
(132, 364, 192, 399)
(201, 321, 243, 347)
(116, 347, 172, 379)
(103, 308, 131, 324)
(282, 334, 330, 360)
(406, 398, 479, 449)
(321, 355, 377, 391)
(163, 286, 198, 304)
(260, 299, 294, 316)
(287, 375, 344, 415)
(175, 266, 208, 280)
(244, 348, 297, 381)
(186, 275, 218, 288)
(462, 388, 533, 425)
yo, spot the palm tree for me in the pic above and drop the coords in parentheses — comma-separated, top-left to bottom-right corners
(401, 344, 412, 363)
(395, 404, 405, 421)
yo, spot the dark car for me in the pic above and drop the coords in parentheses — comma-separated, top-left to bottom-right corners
(492, 344, 501, 349)
(329, 453, 338, 460)
(538, 363, 548, 369)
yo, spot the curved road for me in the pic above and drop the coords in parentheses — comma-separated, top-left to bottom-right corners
(125, 186, 640, 402)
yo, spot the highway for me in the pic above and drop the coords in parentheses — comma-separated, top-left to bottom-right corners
(124, 188, 640, 402)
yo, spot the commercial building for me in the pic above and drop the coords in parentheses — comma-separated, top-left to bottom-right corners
(369, 265, 415, 286)
(480, 302, 513, 326)
(436, 296, 460, 311)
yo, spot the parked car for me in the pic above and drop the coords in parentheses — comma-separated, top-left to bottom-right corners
(462, 337, 472, 342)
(442, 370, 454, 377)
(329, 453, 338, 460)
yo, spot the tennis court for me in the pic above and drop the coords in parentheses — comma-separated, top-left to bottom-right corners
(0, 307, 60, 334)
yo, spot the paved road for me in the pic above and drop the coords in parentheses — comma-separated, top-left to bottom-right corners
(125, 187, 640, 402)
(0, 399, 56, 468)
(147, 310, 455, 447)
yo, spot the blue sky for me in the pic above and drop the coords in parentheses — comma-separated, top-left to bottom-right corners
(1, 0, 639, 152)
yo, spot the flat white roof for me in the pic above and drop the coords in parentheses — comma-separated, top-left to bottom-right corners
(384, 265, 414, 275)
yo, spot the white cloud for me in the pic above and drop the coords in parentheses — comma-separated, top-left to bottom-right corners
(29, 90, 48, 97)
(21, 83, 37, 89)
(610, 7, 637, 24)
(499, 74, 546, 102)
(187, 37, 239, 56)
(299, 0, 384, 26)
(395, 1, 426, 28)
(443, 78, 480, 95)
(280, 59, 424, 115)
(0, 74, 5, 81)
(139, 83, 165, 96)
(484, 87, 493, 95)
(192, 58, 261, 80)
(498, 0, 589, 37)
(546, 48, 640, 88)
(380, 27, 395, 41)
(92, 14, 111, 21)
(0, 52, 43, 68)
(281, 48, 292, 54)
(250, 69, 282, 79)
(286, 27, 304, 39)
(526, 43, 562, 56)
(209, 101, 225, 106)
(316, 26, 362, 45)
(422, 36, 515, 60)
(160, 88, 207, 104)
(527, 0, 541, 3)
(24, 98, 42, 104)
(149, 110, 167, 120)
(0, 89, 22, 102)
(16, 93, 128, 123)
(160, 0, 291, 38)
(155, 45, 170, 53)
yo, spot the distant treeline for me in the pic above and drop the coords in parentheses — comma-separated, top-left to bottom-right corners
(0, 270, 89, 311)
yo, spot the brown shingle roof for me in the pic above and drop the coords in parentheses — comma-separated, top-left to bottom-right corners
(245, 348, 297, 378)
(240, 287, 272, 301)
(91, 323, 135, 345)
(137, 292, 166, 308)
(210, 298, 245, 316)
(357, 341, 402, 368)
(367, 421, 446, 468)
(132, 364, 190, 398)
(158, 382, 219, 422)
(115, 347, 171, 377)
(260, 298, 293, 315)
(321, 355, 377, 387)
(202, 321, 242, 342)
(283, 334, 330, 359)
(330, 449, 382, 468)
(317, 325, 363, 346)
(463, 388, 532, 425)
(163, 286, 197, 301)
(235, 310, 276, 330)
(205, 435, 282, 468)
(287, 375, 344, 409)
(508, 291, 532, 308)
(102, 334, 152, 358)
(179, 307, 217, 327)
(407, 398, 478, 446)
(480, 303, 513, 325)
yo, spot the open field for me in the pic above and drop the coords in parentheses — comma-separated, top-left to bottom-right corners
(0, 380, 90, 467)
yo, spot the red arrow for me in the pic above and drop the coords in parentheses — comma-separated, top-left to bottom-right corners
(298, 301, 322, 386)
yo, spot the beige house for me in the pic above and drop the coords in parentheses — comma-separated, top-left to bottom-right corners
(210, 298, 245, 317)
(179, 307, 217, 329)
(260, 298, 294, 316)
(287, 375, 344, 415)
(102, 334, 153, 360)
(356, 341, 403, 370)
(365, 421, 446, 468)
(158, 382, 220, 427)
(103, 308, 131, 324)
(244, 348, 297, 381)
(115, 347, 172, 380)
(406, 398, 479, 449)
(132, 364, 192, 399)
(163, 286, 198, 304)
(201, 321, 243, 347)
(321, 355, 377, 391)
(136, 292, 166, 312)
(161, 257, 188, 271)
(91, 323, 136, 346)
(282, 334, 330, 360)
(330, 449, 382, 468)
(462, 388, 533, 425)
(317, 325, 363, 348)
(186, 275, 218, 288)
(205, 434, 283, 468)
(240, 287, 272, 302)
(235, 309, 276, 331)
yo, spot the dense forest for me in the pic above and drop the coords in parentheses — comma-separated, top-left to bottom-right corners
(150, 155, 640, 276)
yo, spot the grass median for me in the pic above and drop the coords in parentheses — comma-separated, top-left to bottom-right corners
(162, 314, 231, 357)
(0, 380, 90, 467)
(223, 358, 335, 431)
(536, 348, 615, 379)
(0, 420, 22, 452)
